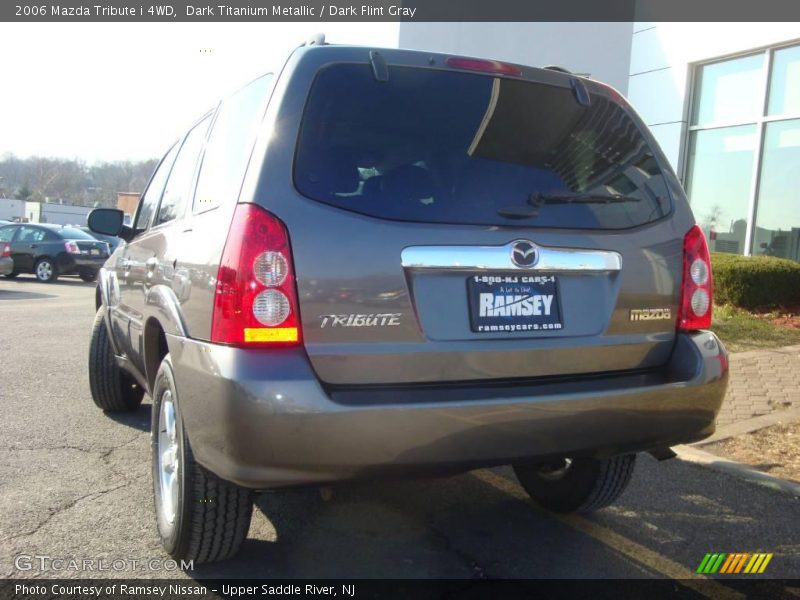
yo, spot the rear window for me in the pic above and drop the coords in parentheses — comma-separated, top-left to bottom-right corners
(294, 64, 672, 229)
(58, 227, 96, 240)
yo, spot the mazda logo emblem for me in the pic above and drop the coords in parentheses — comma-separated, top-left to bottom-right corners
(511, 240, 539, 268)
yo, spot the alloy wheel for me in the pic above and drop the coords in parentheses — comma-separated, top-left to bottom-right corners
(157, 390, 180, 535)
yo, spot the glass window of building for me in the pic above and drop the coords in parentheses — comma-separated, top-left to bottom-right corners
(686, 44, 800, 261)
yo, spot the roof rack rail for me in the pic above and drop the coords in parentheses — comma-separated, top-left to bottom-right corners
(543, 65, 573, 74)
(301, 33, 326, 47)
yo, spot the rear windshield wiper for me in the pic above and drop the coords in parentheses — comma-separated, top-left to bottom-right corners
(496, 192, 641, 219)
(529, 192, 640, 205)
(496, 207, 541, 220)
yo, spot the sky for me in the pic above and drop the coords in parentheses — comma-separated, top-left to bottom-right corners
(0, 22, 399, 163)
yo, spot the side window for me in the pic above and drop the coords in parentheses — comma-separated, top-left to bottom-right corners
(156, 115, 211, 226)
(194, 74, 273, 213)
(135, 144, 179, 231)
(17, 227, 46, 242)
(0, 226, 16, 242)
(43, 230, 60, 241)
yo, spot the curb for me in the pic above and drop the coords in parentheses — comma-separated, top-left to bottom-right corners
(694, 407, 800, 445)
(673, 444, 800, 497)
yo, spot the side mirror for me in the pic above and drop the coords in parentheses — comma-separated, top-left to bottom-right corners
(88, 208, 125, 237)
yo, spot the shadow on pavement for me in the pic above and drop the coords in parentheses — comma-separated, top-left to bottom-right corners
(181, 456, 800, 580)
(0, 288, 57, 300)
(2, 275, 95, 287)
(187, 473, 646, 580)
(105, 402, 152, 433)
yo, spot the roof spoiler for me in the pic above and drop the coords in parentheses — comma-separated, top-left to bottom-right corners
(543, 65, 591, 107)
(300, 33, 326, 47)
(543, 65, 573, 74)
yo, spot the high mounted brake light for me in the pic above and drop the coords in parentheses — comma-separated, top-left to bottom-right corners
(211, 203, 301, 346)
(446, 57, 522, 77)
(677, 225, 713, 331)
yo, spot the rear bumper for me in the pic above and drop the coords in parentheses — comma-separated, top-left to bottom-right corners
(57, 254, 106, 273)
(0, 256, 12, 276)
(168, 331, 728, 489)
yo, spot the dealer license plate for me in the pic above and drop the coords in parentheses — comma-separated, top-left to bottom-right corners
(468, 274, 563, 333)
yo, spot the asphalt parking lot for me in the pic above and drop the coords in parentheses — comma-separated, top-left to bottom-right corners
(0, 276, 798, 591)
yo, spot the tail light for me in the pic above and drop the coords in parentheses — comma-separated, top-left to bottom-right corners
(211, 203, 301, 346)
(677, 225, 713, 331)
(65, 241, 81, 254)
(1, 244, 10, 258)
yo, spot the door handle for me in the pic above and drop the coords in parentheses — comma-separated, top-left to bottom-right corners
(29, 244, 38, 249)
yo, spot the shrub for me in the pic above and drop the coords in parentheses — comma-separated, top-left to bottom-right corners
(711, 252, 800, 309)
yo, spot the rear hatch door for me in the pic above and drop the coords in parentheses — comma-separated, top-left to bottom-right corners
(277, 56, 683, 386)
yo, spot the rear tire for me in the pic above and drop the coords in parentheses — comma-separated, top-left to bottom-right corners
(88, 308, 144, 411)
(152, 355, 253, 564)
(80, 270, 98, 283)
(34, 257, 58, 283)
(514, 454, 636, 513)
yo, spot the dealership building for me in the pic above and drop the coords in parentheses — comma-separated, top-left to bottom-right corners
(398, 23, 800, 262)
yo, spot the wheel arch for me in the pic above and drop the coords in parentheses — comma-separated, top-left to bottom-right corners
(145, 284, 188, 338)
(34, 255, 55, 266)
(143, 317, 170, 393)
(96, 268, 111, 309)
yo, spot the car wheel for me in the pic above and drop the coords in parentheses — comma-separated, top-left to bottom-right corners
(513, 454, 636, 513)
(88, 308, 144, 411)
(80, 270, 98, 283)
(34, 258, 58, 283)
(152, 354, 253, 564)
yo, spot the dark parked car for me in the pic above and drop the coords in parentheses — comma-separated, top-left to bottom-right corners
(79, 226, 123, 254)
(0, 223, 109, 282)
(87, 42, 728, 564)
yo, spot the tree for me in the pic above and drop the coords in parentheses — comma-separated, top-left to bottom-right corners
(15, 184, 32, 201)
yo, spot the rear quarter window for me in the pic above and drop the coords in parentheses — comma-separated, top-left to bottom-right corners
(194, 73, 273, 213)
(294, 64, 672, 230)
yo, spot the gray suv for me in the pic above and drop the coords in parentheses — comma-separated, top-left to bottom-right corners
(87, 42, 728, 564)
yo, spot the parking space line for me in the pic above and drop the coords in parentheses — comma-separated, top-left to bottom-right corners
(473, 469, 744, 600)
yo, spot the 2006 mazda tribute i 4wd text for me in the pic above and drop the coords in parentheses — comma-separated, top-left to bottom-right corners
(85, 39, 729, 564)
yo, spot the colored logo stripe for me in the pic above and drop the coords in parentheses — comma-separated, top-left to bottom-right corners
(720, 553, 748, 573)
(697, 553, 773, 574)
(744, 553, 773, 574)
(697, 553, 726, 573)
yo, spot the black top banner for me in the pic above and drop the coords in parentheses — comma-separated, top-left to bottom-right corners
(4, 0, 800, 22)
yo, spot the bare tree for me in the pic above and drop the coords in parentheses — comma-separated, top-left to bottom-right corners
(0, 154, 156, 207)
